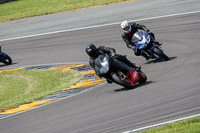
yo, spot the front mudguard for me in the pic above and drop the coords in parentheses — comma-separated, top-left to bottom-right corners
(141, 43, 162, 59)
(136, 70, 147, 84)
(149, 42, 169, 61)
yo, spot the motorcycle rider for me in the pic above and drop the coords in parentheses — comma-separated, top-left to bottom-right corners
(121, 20, 162, 60)
(85, 43, 140, 83)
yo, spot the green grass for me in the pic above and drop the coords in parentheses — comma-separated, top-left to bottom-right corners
(138, 117, 200, 133)
(0, 0, 131, 22)
(0, 69, 83, 112)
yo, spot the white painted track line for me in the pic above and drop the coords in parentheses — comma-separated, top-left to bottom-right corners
(122, 114, 200, 133)
(0, 10, 200, 42)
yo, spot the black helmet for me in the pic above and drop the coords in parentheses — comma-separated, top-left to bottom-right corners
(85, 43, 98, 58)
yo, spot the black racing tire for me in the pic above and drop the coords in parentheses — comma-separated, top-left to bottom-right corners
(112, 73, 134, 89)
(138, 72, 147, 84)
(153, 47, 169, 61)
(1, 53, 12, 65)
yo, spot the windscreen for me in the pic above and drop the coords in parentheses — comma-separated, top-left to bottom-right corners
(132, 31, 142, 42)
(94, 55, 104, 73)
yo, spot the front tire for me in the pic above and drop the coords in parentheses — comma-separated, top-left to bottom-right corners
(138, 72, 147, 84)
(153, 47, 169, 61)
(1, 53, 12, 65)
(112, 73, 134, 89)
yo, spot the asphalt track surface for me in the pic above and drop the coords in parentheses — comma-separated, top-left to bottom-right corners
(0, 1, 200, 133)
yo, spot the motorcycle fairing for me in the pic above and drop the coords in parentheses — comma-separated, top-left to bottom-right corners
(134, 32, 149, 49)
(125, 68, 138, 83)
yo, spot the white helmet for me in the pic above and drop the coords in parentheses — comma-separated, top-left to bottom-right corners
(121, 20, 132, 34)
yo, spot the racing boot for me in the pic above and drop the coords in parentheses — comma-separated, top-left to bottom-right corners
(155, 41, 162, 46)
(149, 32, 162, 46)
(152, 37, 162, 46)
(141, 52, 149, 60)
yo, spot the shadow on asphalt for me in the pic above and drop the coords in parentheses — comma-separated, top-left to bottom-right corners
(114, 81, 155, 92)
(145, 56, 177, 64)
(0, 62, 18, 68)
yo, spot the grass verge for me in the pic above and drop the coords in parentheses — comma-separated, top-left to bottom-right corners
(0, 69, 83, 112)
(138, 116, 200, 133)
(0, 0, 131, 22)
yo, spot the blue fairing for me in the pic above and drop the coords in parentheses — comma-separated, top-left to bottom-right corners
(151, 45, 157, 51)
(0, 51, 3, 55)
(141, 32, 149, 38)
(134, 32, 150, 49)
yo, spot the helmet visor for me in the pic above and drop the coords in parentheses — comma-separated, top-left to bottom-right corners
(123, 26, 130, 31)
(87, 49, 97, 58)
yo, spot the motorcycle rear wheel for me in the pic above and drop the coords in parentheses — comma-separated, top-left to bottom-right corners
(112, 73, 134, 89)
(153, 47, 169, 61)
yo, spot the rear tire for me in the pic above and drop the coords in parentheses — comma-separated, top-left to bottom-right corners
(153, 47, 169, 61)
(1, 53, 12, 65)
(112, 73, 134, 89)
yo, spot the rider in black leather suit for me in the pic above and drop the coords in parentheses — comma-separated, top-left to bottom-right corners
(85, 43, 140, 83)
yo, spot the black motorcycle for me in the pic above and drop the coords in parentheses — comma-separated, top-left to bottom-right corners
(94, 54, 147, 89)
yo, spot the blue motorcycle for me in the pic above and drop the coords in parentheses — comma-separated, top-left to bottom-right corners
(0, 45, 12, 65)
(132, 31, 169, 61)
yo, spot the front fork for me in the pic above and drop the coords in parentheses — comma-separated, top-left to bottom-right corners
(148, 43, 162, 59)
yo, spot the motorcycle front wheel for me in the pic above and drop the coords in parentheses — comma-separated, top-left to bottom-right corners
(1, 53, 12, 65)
(153, 47, 169, 61)
(112, 73, 134, 89)
(138, 72, 147, 84)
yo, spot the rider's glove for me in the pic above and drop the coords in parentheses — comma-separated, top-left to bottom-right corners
(110, 51, 116, 57)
